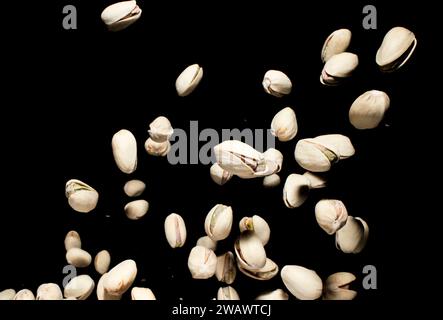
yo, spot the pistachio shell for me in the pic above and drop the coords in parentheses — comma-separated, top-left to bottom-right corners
(196, 236, 217, 251)
(13, 289, 35, 300)
(65, 179, 99, 213)
(237, 258, 279, 280)
(64, 275, 95, 300)
(336, 216, 369, 253)
(66, 248, 92, 268)
(101, 1, 142, 32)
(112, 129, 137, 174)
(255, 289, 289, 300)
(164, 213, 187, 248)
(349, 90, 390, 129)
(281, 265, 323, 300)
(270, 107, 298, 141)
(238, 215, 270, 246)
(97, 273, 122, 300)
(131, 287, 156, 300)
(324, 272, 357, 300)
(148, 116, 174, 143)
(36, 283, 63, 300)
(235, 231, 267, 270)
(215, 251, 237, 284)
(217, 286, 240, 300)
(187, 246, 217, 279)
(321, 29, 352, 62)
(210, 163, 233, 186)
(124, 199, 149, 220)
(64, 230, 81, 251)
(283, 174, 311, 208)
(320, 52, 359, 85)
(313, 134, 355, 159)
(262, 70, 292, 97)
(263, 174, 281, 188)
(94, 250, 111, 275)
(0, 289, 16, 300)
(315, 199, 348, 235)
(144, 138, 171, 157)
(302, 172, 327, 189)
(294, 139, 339, 172)
(104, 259, 137, 296)
(263, 148, 283, 173)
(176, 64, 203, 97)
(123, 179, 146, 197)
(204, 204, 233, 241)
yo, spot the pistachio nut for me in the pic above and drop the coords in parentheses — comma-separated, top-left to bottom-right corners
(270, 107, 298, 141)
(281, 265, 323, 300)
(336, 216, 369, 254)
(104, 259, 137, 296)
(0, 289, 16, 300)
(124, 199, 149, 220)
(101, 1, 141, 32)
(320, 52, 359, 86)
(255, 289, 289, 300)
(112, 129, 137, 174)
(64, 275, 95, 300)
(13, 289, 35, 300)
(349, 90, 390, 129)
(263, 148, 283, 173)
(238, 215, 270, 246)
(94, 250, 111, 275)
(376, 27, 417, 72)
(217, 286, 240, 300)
(210, 163, 234, 186)
(187, 246, 217, 279)
(97, 273, 122, 300)
(315, 199, 348, 235)
(323, 272, 357, 300)
(164, 213, 187, 248)
(303, 171, 327, 189)
(313, 134, 355, 160)
(144, 138, 171, 157)
(36, 283, 63, 300)
(204, 204, 233, 241)
(123, 179, 146, 197)
(64, 230, 81, 251)
(283, 174, 311, 208)
(131, 287, 156, 300)
(237, 257, 279, 281)
(263, 174, 281, 188)
(215, 251, 237, 284)
(321, 29, 352, 62)
(262, 70, 292, 97)
(234, 231, 267, 270)
(175, 64, 203, 97)
(66, 248, 92, 268)
(65, 179, 99, 213)
(148, 116, 174, 143)
(196, 236, 217, 251)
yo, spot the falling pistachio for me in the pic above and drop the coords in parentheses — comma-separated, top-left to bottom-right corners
(263, 148, 283, 173)
(36, 283, 63, 300)
(215, 251, 237, 284)
(320, 52, 359, 85)
(302, 171, 327, 189)
(94, 250, 111, 275)
(321, 29, 352, 62)
(64, 275, 95, 300)
(262, 70, 292, 97)
(112, 129, 138, 174)
(315, 199, 348, 235)
(144, 138, 171, 157)
(237, 258, 279, 281)
(131, 287, 156, 300)
(101, 1, 142, 32)
(164, 213, 187, 248)
(187, 246, 217, 279)
(234, 231, 267, 270)
(64, 230, 81, 251)
(13, 289, 35, 300)
(65, 179, 99, 213)
(148, 116, 174, 143)
(281, 265, 323, 300)
(336, 216, 369, 253)
(97, 273, 121, 300)
(209, 163, 233, 186)
(176, 64, 203, 97)
(349, 90, 390, 129)
(271, 107, 298, 141)
(123, 179, 146, 197)
(66, 248, 92, 268)
(323, 272, 357, 300)
(204, 204, 233, 241)
(263, 173, 281, 188)
(239, 215, 270, 246)
(124, 199, 149, 220)
(217, 286, 240, 300)
(104, 259, 137, 296)
(283, 174, 311, 208)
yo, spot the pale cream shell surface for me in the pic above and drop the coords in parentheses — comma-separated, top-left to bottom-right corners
(376, 27, 416, 68)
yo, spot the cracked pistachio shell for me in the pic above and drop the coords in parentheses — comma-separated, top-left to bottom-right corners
(65, 179, 99, 213)
(349, 90, 390, 129)
(281, 266, 323, 300)
(131, 287, 156, 300)
(101, 1, 141, 32)
(210, 163, 233, 186)
(187, 246, 217, 279)
(376, 27, 417, 72)
(97, 273, 121, 300)
(263, 148, 283, 173)
(0, 289, 16, 300)
(112, 129, 137, 174)
(262, 70, 292, 97)
(217, 286, 240, 300)
(196, 236, 217, 251)
(215, 251, 237, 284)
(320, 52, 359, 85)
(36, 283, 63, 300)
(271, 107, 298, 141)
(64, 230, 81, 251)
(235, 231, 267, 270)
(64, 275, 95, 300)
(66, 248, 92, 268)
(148, 116, 173, 143)
(144, 138, 171, 157)
(13, 289, 35, 300)
(336, 216, 369, 254)
(239, 215, 270, 246)
(94, 250, 111, 275)
(164, 213, 187, 248)
(204, 204, 233, 241)
(324, 272, 357, 300)
(238, 258, 279, 281)
(123, 179, 146, 197)
(124, 199, 149, 220)
(303, 172, 327, 189)
(176, 64, 203, 97)
(315, 200, 348, 235)
(104, 259, 137, 296)
(255, 289, 289, 300)
(263, 174, 281, 188)
(283, 174, 311, 208)
(294, 139, 339, 172)
(321, 29, 352, 62)
(313, 134, 355, 160)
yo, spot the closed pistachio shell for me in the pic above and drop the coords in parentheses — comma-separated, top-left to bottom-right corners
(148, 116, 174, 143)
(104, 259, 137, 296)
(97, 273, 122, 300)
(94, 250, 111, 275)
(303, 172, 327, 189)
(196, 236, 217, 251)
(376, 27, 417, 72)
(66, 248, 92, 268)
(112, 129, 137, 174)
(271, 107, 298, 142)
(64, 230, 81, 251)
(187, 246, 217, 279)
(36, 283, 63, 300)
(64, 275, 95, 300)
(238, 258, 279, 280)
(263, 148, 283, 173)
(321, 29, 352, 62)
(131, 287, 156, 300)
(255, 289, 289, 300)
(320, 52, 359, 85)
(204, 204, 233, 241)
(281, 265, 323, 300)
(210, 163, 233, 186)
(324, 272, 357, 300)
(176, 64, 203, 97)
(164, 213, 187, 248)
(235, 231, 267, 270)
(313, 134, 355, 159)
(315, 200, 348, 235)
(262, 70, 292, 97)
(283, 174, 311, 208)
(239, 215, 270, 246)
(124, 199, 149, 220)
(0, 289, 16, 300)
(263, 174, 281, 188)
(101, 1, 141, 32)
(336, 216, 369, 253)
(349, 90, 390, 129)
(123, 180, 146, 197)
(65, 179, 99, 213)
(294, 139, 339, 172)
(215, 251, 237, 284)
(144, 138, 171, 157)
(13, 289, 35, 300)
(217, 286, 240, 300)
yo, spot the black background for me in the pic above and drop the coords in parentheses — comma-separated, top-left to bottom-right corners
(0, 0, 429, 308)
